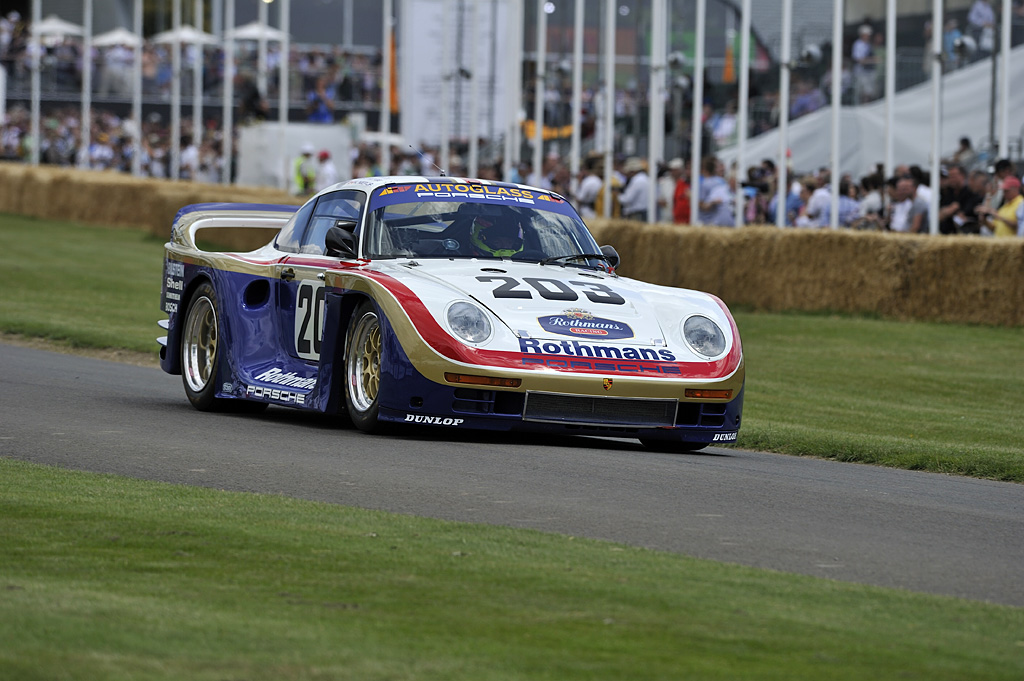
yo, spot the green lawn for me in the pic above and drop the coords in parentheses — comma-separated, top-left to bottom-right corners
(736, 312, 1024, 480)
(2, 457, 1022, 681)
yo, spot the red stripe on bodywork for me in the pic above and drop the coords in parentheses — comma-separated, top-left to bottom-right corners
(353, 269, 743, 380)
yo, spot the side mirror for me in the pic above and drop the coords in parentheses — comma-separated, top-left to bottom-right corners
(600, 244, 620, 270)
(325, 221, 358, 258)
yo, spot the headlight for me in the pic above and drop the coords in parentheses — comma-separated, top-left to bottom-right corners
(446, 301, 492, 344)
(682, 315, 727, 358)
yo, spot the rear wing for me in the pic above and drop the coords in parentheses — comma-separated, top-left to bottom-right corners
(170, 203, 299, 251)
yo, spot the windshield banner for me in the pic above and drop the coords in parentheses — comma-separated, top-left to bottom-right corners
(372, 182, 577, 216)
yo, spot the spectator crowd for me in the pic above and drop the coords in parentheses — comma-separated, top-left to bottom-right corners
(2, 6, 1023, 237)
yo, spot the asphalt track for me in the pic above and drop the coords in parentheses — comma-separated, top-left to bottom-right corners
(2, 342, 1022, 607)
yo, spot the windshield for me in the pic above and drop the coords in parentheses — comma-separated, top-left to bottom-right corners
(361, 182, 606, 267)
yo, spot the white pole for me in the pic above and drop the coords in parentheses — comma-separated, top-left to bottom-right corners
(258, 0, 267, 98)
(504, 0, 524, 181)
(343, 0, 354, 50)
(689, 0, 706, 225)
(0, 64, 6, 130)
(212, 0, 222, 37)
(440, 0, 451, 173)
(601, 0, 615, 217)
(647, 0, 666, 223)
(532, 0, 547, 188)
(131, 0, 143, 176)
(733, 0, 751, 228)
(999, 0, 1011, 159)
(467, 0, 479, 178)
(171, 0, 182, 180)
(776, 0, 792, 228)
(929, 0, 942, 235)
(569, 0, 583, 198)
(193, 0, 204, 151)
(381, 0, 393, 175)
(828, 0, 841, 229)
(30, 0, 40, 166)
(513, 0, 524, 180)
(278, 0, 290, 191)
(884, 0, 896, 178)
(81, 0, 93, 170)
(222, 0, 234, 184)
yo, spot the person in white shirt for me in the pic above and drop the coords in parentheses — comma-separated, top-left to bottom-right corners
(887, 177, 918, 233)
(574, 157, 603, 219)
(179, 134, 200, 181)
(619, 157, 650, 221)
(316, 150, 339, 191)
(804, 174, 831, 226)
(851, 25, 876, 103)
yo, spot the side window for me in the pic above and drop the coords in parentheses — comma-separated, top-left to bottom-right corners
(300, 190, 367, 254)
(275, 201, 317, 253)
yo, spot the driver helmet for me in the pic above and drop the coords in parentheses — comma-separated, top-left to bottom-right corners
(470, 215, 524, 257)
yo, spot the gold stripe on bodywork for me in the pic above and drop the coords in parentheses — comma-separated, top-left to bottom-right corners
(325, 270, 744, 400)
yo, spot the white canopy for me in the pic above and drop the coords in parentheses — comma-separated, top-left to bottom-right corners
(31, 14, 84, 37)
(91, 27, 141, 48)
(718, 43, 1024, 178)
(152, 24, 219, 45)
(226, 21, 289, 42)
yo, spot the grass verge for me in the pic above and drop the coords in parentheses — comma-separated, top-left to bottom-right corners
(1, 213, 1022, 481)
(2, 457, 1023, 681)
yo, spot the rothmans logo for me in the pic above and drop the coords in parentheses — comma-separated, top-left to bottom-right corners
(538, 311, 634, 339)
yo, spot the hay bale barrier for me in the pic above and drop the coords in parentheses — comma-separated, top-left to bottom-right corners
(588, 219, 1024, 327)
(2, 162, 1021, 326)
(0, 162, 300, 250)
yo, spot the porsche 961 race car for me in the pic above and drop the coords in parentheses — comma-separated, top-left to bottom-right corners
(158, 176, 743, 452)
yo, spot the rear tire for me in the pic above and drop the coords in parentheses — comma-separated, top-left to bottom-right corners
(181, 282, 266, 413)
(181, 283, 225, 411)
(344, 301, 387, 433)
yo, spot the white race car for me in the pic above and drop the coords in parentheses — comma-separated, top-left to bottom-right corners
(159, 176, 744, 452)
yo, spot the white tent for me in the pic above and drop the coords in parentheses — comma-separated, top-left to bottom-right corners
(718, 43, 1024, 177)
(226, 21, 288, 42)
(92, 27, 141, 48)
(31, 14, 84, 37)
(152, 24, 219, 45)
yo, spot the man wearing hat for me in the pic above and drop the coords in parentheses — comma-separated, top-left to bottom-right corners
(852, 24, 877, 103)
(619, 157, 650, 222)
(977, 175, 1023, 237)
(315, 149, 339, 191)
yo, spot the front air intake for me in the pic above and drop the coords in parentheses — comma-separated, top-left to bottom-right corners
(523, 393, 677, 427)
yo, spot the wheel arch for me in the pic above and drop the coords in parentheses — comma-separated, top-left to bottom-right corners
(318, 289, 375, 415)
(163, 272, 215, 375)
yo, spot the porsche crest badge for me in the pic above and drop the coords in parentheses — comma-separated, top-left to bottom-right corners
(602, 378, 613, 391)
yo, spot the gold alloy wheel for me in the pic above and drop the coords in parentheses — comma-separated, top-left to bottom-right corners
(348, 310, 381, 412)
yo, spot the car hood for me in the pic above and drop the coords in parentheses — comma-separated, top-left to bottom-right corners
(373, 259, 737, 361)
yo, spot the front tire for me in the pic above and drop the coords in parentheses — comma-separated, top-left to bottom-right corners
(344, 301, 387, 433)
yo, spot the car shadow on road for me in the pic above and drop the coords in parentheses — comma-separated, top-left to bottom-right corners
(162, 401, 734, 458)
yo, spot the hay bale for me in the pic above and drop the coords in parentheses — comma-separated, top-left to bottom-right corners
(2, 165, 1022, 326)
(589, 218, 1024, 326)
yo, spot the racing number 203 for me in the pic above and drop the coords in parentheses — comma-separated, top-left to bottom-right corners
(477, 276, 626, 305)
(295, 281, 326, 360)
